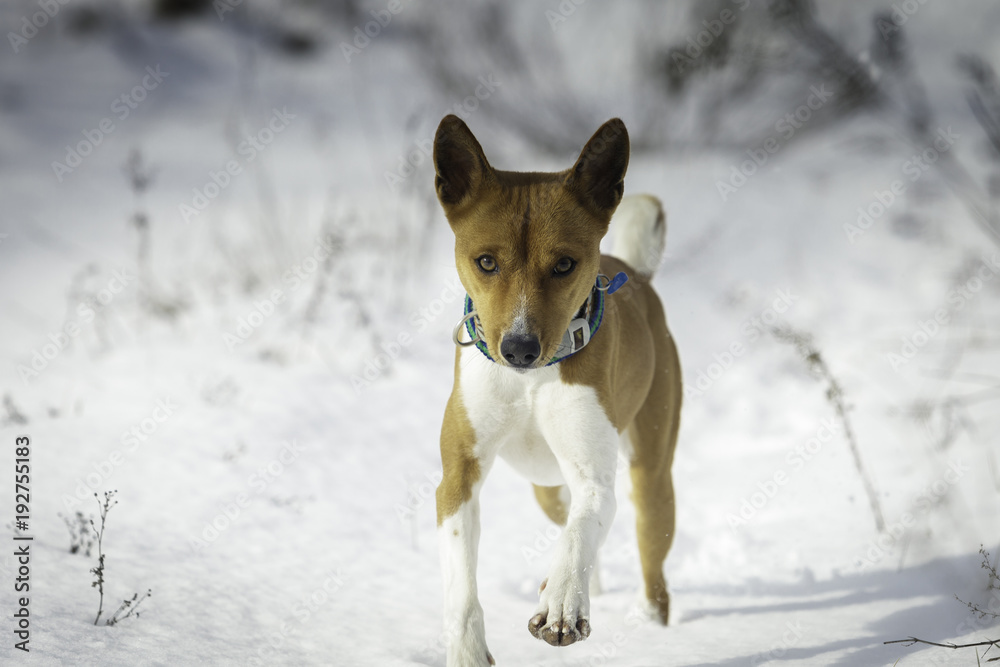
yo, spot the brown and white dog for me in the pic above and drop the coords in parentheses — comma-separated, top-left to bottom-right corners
(432, 114, 682, 666)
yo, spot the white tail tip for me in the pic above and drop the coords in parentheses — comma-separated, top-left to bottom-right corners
(609, 194, 666, 277)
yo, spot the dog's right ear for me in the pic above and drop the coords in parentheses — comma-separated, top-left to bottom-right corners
(433, 115, 491, 208)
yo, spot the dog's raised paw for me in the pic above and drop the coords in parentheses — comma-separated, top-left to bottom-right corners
(528, 613, 591, 647)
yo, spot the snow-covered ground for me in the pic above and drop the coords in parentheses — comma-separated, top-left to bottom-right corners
(1, 1, 998, 665)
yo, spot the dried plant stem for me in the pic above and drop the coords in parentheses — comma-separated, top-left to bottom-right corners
(89, 491, 117, 625)
(107, 590, 152, 626)
(770, 325, 886, 533)
(956, 546, 1000, 620)
(88, 491, 152, 626)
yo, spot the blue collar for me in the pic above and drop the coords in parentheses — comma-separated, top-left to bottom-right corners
(453, 272, 628, 366)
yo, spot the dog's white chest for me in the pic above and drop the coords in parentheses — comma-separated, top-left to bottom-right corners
(458, 347, 578, 487)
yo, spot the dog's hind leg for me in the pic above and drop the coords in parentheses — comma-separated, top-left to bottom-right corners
(627, 329, 682, 625)
(628, 456, 675, 623)
(533, 484, 569, 525)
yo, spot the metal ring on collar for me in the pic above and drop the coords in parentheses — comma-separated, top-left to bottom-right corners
(453, 310, 482, 347)
(595, 274, 611, 291)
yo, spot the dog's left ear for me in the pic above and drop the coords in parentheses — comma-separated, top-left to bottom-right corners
(565, 118, 630, 215)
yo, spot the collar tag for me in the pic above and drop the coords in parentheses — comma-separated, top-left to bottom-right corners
(553, 317, 591, 358)
(607, 271, 629, 294)
(598, 271, 629, 294)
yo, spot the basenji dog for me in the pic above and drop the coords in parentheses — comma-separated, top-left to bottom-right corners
(433, 114, 682, 666)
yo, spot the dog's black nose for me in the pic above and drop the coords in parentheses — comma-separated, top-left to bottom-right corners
(500, 333, 541, 368)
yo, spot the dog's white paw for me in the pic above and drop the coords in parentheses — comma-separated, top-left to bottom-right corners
(446, 642, 494, 667)
(527, 577, 592, 647)
(445, 608, 495, 667)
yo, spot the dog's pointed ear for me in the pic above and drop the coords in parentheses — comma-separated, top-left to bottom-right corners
(565, 118, 629, 214)
(433, 115, 491, 208)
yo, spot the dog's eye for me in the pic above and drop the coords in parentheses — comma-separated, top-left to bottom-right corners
(553, 257, 576, 275)
(477, 255, 498, 273)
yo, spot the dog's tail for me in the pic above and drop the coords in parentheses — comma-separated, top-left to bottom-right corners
(608, 194, 666, 278)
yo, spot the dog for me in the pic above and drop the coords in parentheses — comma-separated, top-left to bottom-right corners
(432, 114, 682, 666)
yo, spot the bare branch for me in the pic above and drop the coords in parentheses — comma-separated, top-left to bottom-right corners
(769, 325, 886, 533)
(884, 636, 1000, 652)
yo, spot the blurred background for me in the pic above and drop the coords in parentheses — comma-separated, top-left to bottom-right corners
(0, 0, 998, 665)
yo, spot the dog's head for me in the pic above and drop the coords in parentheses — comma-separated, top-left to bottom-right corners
(433, 115, 629, 370)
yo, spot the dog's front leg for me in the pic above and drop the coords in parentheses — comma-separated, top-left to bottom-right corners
(437, 395, 499, 667)
(530, 387, 619, 647)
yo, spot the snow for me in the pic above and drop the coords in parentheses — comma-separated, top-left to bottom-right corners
(0, 1, 998, 665)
